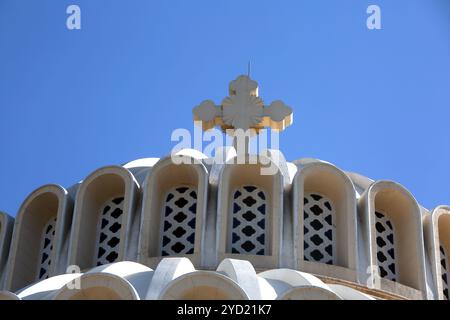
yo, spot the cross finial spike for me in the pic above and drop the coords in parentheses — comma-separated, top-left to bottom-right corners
(247, 61, 251, 77)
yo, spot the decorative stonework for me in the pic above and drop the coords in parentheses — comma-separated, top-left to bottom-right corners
(440, 245, 449, 300)
(0, 74, 440, 300)
(303, 193, 335, 264)
(95, 197, 124, 266)
(37, 217, 56, 280)
(193, 75, 293, 134)
(374, 211, 397, 281)
(230, 186, 267, 255)
(161, 186, 197, 256)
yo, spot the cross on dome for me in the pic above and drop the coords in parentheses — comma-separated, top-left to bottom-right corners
(193, 75, 293, 135)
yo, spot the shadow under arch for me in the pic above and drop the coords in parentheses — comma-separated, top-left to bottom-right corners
(293, 161, 358, 282)
(360, 180, 427, 299)
(159, 271, 249, 300)
(139, 153, 209, 268)
(216, 154, 284, 269)
(0, 211, 14, 289)
(68, 165, 139, 271)
(425, 205, 450, 300)
(5, 184, 70, 292)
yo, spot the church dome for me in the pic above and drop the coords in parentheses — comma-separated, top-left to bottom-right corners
(0, 76, 448, 300)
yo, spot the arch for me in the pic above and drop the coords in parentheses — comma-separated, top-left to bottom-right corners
(53, 273, 139, 300)
(17, 273, 82, 300)
(159, 271, 249, 300)
(83, 261, 153, 299)
(0, 211, 14, 289)
(146, 257, 196, 300)
(217, 154, 284, 270)
(0, 291, 20, 300)
(359, 180, 427, 299)
(293, 162, 358, 282)
(5, 184, 70, 292)
(217, 258, 261, 299)
(139, 154, 208, 268)
(425, 206, 450, 300)
(68, 166, 139, 271)
(278, 286, 342, 300)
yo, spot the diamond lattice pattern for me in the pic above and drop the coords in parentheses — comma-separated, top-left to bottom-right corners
(161, 186, 197, 256)
(230, 186, 267, 255)
(440, 245, 449, 300)
(95, 197, 124, 266)
(303, 193, 336, 265)
(37, 217, 56, 280)
(375, 210, 397, 281)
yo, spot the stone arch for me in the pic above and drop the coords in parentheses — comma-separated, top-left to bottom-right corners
(0, 211, 14, 289)
(359, 180, 427, 299)
(139, 153, 208, 268)
(217, 258, 261, 299)
(5, 184, 70, 291)
(68, 166, 139, 271)
(217, 154, 284, 269)
(53, 273, 139, 300)
(159, 271, 249, 300)
(425, 206, 450, 300)
(293, 161, 358, 282)
(17, 273, 82, 300)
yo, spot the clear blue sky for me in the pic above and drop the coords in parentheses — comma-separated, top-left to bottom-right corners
(1, 0, 449, 216)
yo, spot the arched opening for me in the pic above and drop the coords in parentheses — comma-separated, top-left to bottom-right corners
(69, 166, 139, 271)
(294, 162, 358, 282)
(217, 156, 283, 269)
(6, 185, 67, 291)
(373, 188, 423, 289)
(362, 181, 427, 299)
(140, 156, 207, 268)
(437, 212, 450, 299)
(0, 211, 14, 286)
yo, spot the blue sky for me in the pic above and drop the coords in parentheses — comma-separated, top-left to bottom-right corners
(0, 0, 449, 216)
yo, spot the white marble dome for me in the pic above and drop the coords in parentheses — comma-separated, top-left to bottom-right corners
(0, 147, 448, 300)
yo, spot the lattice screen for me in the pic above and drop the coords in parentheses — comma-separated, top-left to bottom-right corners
(303, 193, 336, 265)
(161, 186, 197, 256)
(230, 185, 267, 255)
(95, 196, 124, 266)
(374, 211, 397, 281)
(37, 217, 56, 280)
(440, 245, 449, 300)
